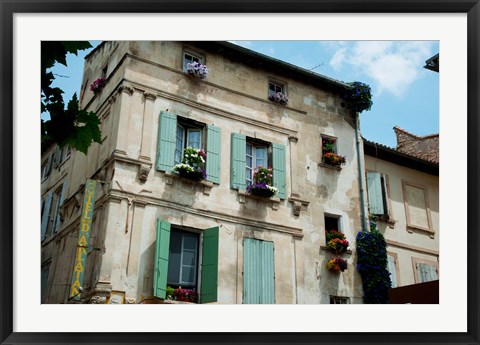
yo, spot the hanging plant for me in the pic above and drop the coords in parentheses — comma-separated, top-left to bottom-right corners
(90, 77, 106, 94)
(326, 257, 348, 272)
(343, 81, 373, 113)
(356, 221, 392, 303)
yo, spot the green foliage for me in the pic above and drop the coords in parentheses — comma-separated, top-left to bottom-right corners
(344, 81, 373, 113)
(356, 221, 392, 303)
(41, 41, 102, 155)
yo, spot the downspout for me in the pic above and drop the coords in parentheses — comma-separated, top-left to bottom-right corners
(354, 110, 368, 232)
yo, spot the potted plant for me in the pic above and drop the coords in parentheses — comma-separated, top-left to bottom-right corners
(246, 166, 278, 198)
(172, 147, 207, 181)
(325, 230, 349, 253)
(166, 286, 175, 300)
(268, 91, 289, 105)
(186, 61, 209, 80)
(322, 138, 346, 167)
(173, 288, 198, 303)
(326, 257, 348, 272)
(90, 77, 106, 94)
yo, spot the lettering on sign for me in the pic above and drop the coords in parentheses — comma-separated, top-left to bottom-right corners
(69, 179, 97, 301)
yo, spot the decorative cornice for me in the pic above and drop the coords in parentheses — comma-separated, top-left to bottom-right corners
(143, 91, 157, 101)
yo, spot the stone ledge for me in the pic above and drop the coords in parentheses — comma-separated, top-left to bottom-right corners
(237, 189, 281, 210)
(164, 171, 213, 195)
(318, 162, 342, 171)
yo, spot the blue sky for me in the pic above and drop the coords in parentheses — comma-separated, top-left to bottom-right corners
(48, 40, 439, 148)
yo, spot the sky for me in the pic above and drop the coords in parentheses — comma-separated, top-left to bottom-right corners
(47, 40, 439, 148)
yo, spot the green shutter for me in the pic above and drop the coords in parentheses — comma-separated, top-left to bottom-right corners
(156, 111, 177, 172)
(41, 191, 53, 241)
(200, 226, 219, 303)
(366, 172, 384, 215)
(260, 241, 275, 304)
(153, 219, 171, 299)
(54, 179, 68, 233)
(206, 125, 221, 184)
(243, 238, 275, 304)
(231, 133, 246, 190)
(272, 143, 286, 199)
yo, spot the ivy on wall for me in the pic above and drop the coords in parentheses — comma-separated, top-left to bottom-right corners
(356, 221, 392, 304)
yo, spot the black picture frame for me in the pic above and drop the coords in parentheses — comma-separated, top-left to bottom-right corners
(1, 1, 479, 344)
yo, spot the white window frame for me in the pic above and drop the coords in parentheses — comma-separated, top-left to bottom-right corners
(268, 81, 285, 97)
(245, 142, 268, 186)
(175, 122, 204, 165)
(183, 51, 204, 72)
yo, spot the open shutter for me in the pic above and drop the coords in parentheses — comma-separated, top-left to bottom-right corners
(153, 219, 171, 299)
(41, 191, 53, 241)
(206, 125, 221, 184)
(243, 238, 260, 304)
(272, 143, 286, 199)
(366, 172, 384, 215)
(156, 111, 177, 172)
(200, 226, 219, 303)
(54, 180, 68, 233)
(387, 255, 397, 288)
(230, 133, 246, 190)
(260, 241, 275, 304)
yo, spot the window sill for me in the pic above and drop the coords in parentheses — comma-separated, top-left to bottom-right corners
(318, 162, 342, 171)
(164, 171, 213, 195)
(237, 189, 281, 210)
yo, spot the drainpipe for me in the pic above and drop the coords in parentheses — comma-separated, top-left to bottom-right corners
(354, 110, 368, 232)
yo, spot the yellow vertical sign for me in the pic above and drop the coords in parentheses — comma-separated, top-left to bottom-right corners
(69, 179, 97, 301)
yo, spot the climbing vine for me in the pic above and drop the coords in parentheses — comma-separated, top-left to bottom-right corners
(356, 221, 391, 303)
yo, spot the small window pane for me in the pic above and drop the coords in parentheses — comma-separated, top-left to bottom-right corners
(183, 234, 198, 250)
(175, 126, 185, 164)
(187, 129, 201, 149)
(182, 250, 196, 266)
(256, 147, 267, 167)
(181, 266, 195, 285)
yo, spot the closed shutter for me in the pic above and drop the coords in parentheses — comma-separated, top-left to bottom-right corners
(206, 125, 221, 184)
(153, 219, 171, 299)
(156, 111, 177, 172)
(387, 255, 397, 288)
(366, 172, 385, 215)
(200, 226, 219, 303)
(417, 263, 438, 283)
(54, 180, 68, 233)
(41, 191, 53, 241)
(272, 143, 286, 199)
(45, 153, 53, 177)
(231, 133, 246, 190)
(243, 238, 275, 304)
(260, 240, 275, 304)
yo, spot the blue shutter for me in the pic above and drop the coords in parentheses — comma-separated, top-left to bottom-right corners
(156, 112, 177, 172)
(231, 133, 246, 190)
(272, 143, 286, 199)
(206, 125, 221, 184)
(54, 180, 68, 233)
(243, 238, 275, 304)
(41, 191, 53, 241)
(366, 172, 385, 215)
(260, 241, 275, 304)
(200, 226, 219, 303)
(153, 219, 171, 299)
(387, 255, 397, 288)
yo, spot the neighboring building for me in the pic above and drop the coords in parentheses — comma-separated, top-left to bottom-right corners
(393, 126, 439, 163)
(363, 133, 439, 291)
(423, 53, 439, 73)
(41, 41, 368, 304)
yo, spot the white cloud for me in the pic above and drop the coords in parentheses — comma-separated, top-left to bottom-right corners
(329, 41, 434, 97)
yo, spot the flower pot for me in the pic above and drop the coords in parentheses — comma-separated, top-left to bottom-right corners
(250, 187, 275, 198)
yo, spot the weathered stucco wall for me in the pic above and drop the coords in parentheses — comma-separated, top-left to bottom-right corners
(42, 41, 366, 304)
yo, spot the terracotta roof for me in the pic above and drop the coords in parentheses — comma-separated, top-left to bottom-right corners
(393, 126, 439, 164)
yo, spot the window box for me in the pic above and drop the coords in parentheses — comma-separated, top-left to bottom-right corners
(186, 61, 209, 80)
(325, 230, 349, 254)
(246, 166, 278, 198)
(90, 77, 106, 94)
(326, 257, 348, 272)
(321, 137, 346, 168)
(268, 81, 288, 105)
(172, 147, 207, 181)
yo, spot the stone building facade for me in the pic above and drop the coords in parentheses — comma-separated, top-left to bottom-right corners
(364, 137, 439, 289)
(41, 41, 369, 304)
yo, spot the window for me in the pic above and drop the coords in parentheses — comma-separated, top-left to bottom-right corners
(167, 229, 200, 289)
(413, 258, 439, 284)
(324, 214, 340, 232)
(366, 172, 390, 218)
(41, 151, 54, 180)
(153, 219, 219, 303)
(402, 181, 433, 235)
(243, 238, 275, 304)
(157, 111, 221, 184)
(268, 81, 285, 97)
(322, 135, 337, 154)
(41, 180, 68, 241)
(387, 253, 399, 288)
(330, 296, 349, 304)
(183, 51, 203, 72)
(54, 145, 72, 167)
(41, 261, 51, 303)
(230, 133, 286, 199)
(245, 141, 268, 186)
